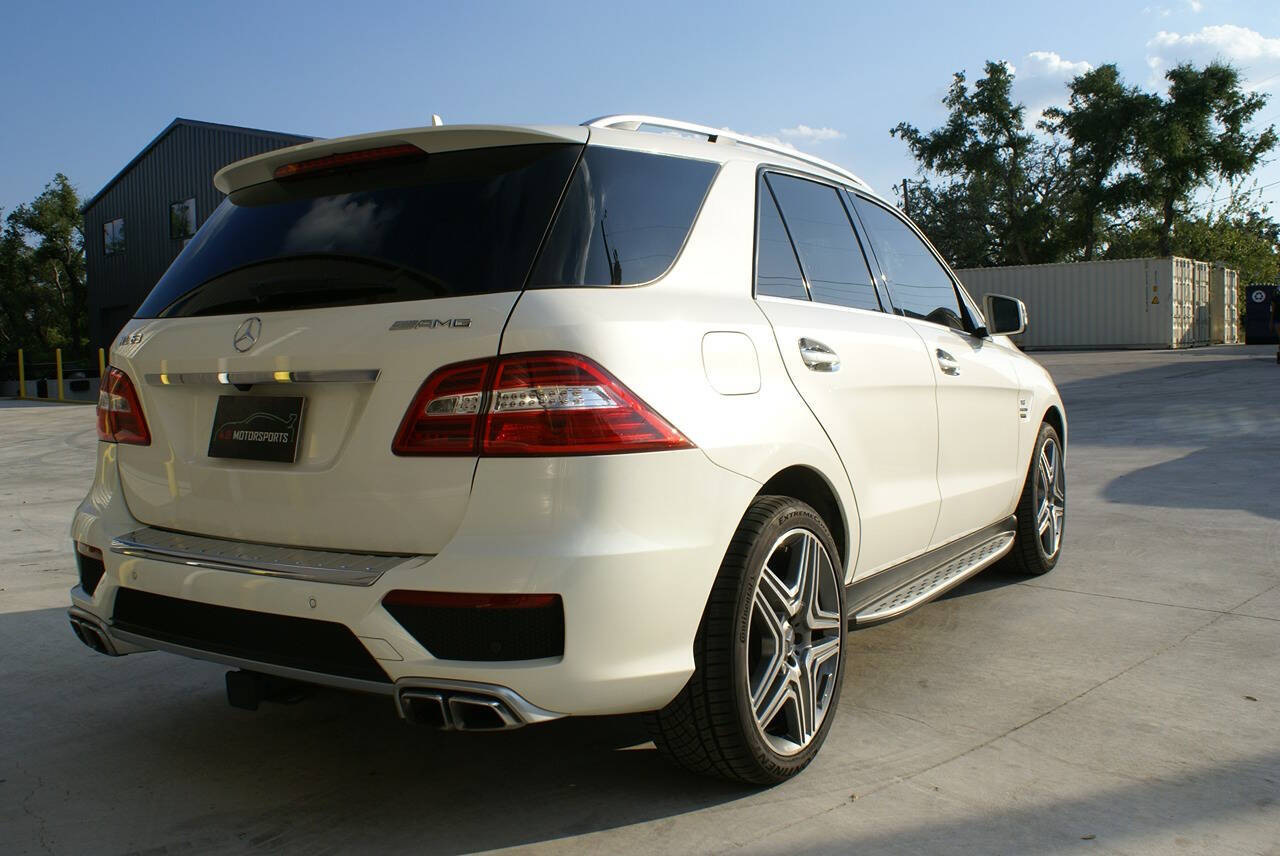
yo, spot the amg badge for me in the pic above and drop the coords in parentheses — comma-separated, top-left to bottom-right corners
(389, 318, 472, 330)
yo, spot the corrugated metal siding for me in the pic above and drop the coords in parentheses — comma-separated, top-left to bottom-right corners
(1192, 260, 1211, 345)
(83, 123, 309, 353)
(1210, 266, 1240, 344)
(955, 258, 1194, 350)
(1172, 257, 1194, 347)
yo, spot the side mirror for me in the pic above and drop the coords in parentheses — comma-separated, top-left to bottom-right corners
(983, 294, 1028, 336)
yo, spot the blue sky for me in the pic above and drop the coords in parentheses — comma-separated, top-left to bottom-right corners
(2, 0, 1278, 220)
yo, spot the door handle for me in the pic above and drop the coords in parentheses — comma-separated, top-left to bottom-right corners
(936, 348, 960, 376)
(798, 338, 840, 372)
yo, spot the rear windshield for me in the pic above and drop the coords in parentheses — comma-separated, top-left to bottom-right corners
(530, 148, 718, 287)
(136, 144, 582, 318)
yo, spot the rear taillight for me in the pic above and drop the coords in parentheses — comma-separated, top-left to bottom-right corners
(392, 359, 491, 455)
(392, 353, 692, 457)
(96, 367, 150, 445)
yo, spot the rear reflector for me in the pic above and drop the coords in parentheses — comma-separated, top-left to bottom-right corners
(392, 352, 692, 457)
(382, 591, 565, 661)
(273, 144, 427, 181)
(97, 367, 150, 445)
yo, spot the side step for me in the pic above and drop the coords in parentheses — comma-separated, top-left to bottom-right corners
(847, 517, 1017, 626)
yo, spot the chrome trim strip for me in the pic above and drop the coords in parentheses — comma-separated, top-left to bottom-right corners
(110, 527, 424, 587)
(394, 677, 564, 724)
(144, 369, 380, 386)
(107, 627, 396, 696)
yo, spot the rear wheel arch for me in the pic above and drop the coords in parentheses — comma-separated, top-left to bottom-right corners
(757, 466, 850, 572)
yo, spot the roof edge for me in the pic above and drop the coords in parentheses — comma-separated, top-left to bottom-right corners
(81, 118, 313, 213)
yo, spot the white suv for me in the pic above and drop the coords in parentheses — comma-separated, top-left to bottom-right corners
(69, 115, 1066, 784)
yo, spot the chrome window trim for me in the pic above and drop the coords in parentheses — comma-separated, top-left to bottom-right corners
(110, 526, 426, 587)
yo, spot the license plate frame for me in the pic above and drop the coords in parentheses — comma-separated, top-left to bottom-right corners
(207, 395, 306, 463)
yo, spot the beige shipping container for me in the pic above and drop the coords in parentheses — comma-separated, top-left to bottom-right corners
(1192, 261, 1211, 345)
(1210, 265, 1240, 344)
(954, 258, 1202, 350)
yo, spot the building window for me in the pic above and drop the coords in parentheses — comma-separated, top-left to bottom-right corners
(103, 218, 125, 255)
(169, 198, 196, 240)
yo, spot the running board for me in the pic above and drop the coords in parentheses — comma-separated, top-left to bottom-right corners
(846, 516, 1017, 626)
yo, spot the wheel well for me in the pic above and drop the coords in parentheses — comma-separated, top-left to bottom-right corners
(1043, 405, 1066, 448)
(758, 466, 848, 567)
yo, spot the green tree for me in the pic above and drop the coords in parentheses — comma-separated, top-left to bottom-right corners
(6, 174, 87, 357)
(892, 61, 1061, 266)
(1041, 64, 1156, 261)
(1136, 62, 1276, 256)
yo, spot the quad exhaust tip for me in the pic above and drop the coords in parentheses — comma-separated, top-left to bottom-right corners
(68, 611, 120, 656)
(399, 688, 524, 731)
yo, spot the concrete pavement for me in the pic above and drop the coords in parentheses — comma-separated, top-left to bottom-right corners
(1, 346, 1278, 855)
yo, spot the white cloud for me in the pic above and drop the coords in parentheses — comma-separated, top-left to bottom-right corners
(777, 124, 845, 143)
(1149, 24, 1280, 65)
(1015, 51, 1094, 121)
(1143, 1, 1202, 15)
(1146, 25, 1280, 90)
(1022, 50, 1093, 78)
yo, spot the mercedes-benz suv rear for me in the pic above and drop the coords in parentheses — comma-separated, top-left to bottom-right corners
(70, 116, 1066, 784)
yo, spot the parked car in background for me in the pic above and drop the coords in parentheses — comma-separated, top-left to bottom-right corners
(69, 115, 1066, 783)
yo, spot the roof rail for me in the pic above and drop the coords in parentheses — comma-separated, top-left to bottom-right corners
(583, 114, 870, 190)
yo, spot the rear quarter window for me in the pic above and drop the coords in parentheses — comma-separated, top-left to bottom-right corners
(530, 147, 718, 287)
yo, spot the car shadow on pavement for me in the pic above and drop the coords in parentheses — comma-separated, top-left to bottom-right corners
(784, 748, 1280, 854)
(1102, 436, 1280, 521)
(1, 606, 753, 854)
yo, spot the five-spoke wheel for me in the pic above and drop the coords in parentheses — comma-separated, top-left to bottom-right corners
(1006, 421, 1066, 576)
(747, 529, 843, 756)
(646, 496, 846, 784)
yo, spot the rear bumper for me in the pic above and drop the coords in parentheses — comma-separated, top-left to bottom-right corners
(70, 443, 761, 716)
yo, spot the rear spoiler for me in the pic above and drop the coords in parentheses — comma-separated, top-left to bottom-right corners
(213, 124, 589, 194)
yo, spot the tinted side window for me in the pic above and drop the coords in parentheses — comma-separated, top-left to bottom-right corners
(766, 174, 880, 312)
(755, 177, 807, 300)
(531, 148, 718, 287)
(850, 195, 964, 330)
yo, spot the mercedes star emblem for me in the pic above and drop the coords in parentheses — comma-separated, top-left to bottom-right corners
(233, 317, 262, 353)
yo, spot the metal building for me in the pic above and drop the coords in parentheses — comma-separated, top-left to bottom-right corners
(954, 258, 1211, 350)
(81, 119, 312, 354)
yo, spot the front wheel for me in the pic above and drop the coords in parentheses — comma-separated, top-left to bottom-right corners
(1004, 422, 1066, 576)
(645, 496, 846, 784)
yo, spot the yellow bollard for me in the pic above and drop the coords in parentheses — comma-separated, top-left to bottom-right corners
(55, 348, 64, 401)
(16, 349, 25, 399)
(98, 347, 106, 378)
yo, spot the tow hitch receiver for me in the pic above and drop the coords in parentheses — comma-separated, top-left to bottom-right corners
(225, 670, 311, 711)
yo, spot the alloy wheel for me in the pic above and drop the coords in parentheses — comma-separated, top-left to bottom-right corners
(1034, 436, 1066, 559)
(745, 528, 843, 756)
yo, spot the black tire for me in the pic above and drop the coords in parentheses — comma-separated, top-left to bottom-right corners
(645, 496, 846, 785)
(1003, 422, 1066, 576)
